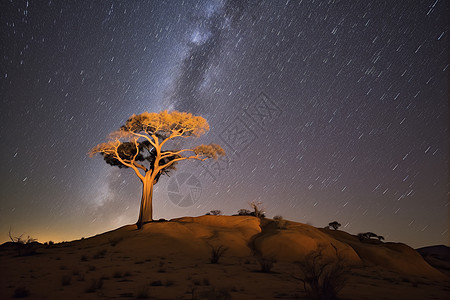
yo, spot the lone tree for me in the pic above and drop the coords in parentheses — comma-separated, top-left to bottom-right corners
(328, 221, 341, 230)
(90, 110, 225, 229)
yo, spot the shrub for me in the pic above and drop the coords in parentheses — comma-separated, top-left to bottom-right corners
(209, 210, 222, 216)
(256, 255, 276, 273)
(237, 209, 252, 216)
(8, 229, 38, 256)
(295, 244, 349, 300)
(210, 245, 227, 264)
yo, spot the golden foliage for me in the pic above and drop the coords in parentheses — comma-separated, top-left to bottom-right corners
(89, 110, 224, 175)
(89, 141, 119, 157)
(193, 144, 226, 159)
(122, 110, 209, 137)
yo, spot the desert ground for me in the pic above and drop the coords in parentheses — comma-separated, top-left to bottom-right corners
(1, 216, 449, 299)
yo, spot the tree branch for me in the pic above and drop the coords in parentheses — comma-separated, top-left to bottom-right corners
(156, 154, 208, 173)
(110, 141, 145, 181)
(160, 149, 194, 158)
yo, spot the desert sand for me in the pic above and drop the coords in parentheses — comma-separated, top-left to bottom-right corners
(1, 215, 449, 299)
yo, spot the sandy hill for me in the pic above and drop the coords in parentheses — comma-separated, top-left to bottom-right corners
(416, 245, 450, 278)
(1, 216, 448, 299)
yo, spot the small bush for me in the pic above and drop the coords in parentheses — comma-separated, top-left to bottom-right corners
(209, 210, 222, 215)
(257, 255, 276, 273)
(8, 229, 38, 256)
(13, 286, 29, 298)
(210, 245, 227, 264)
(296, 244, 349, 300)
(237, 209, 252, 216)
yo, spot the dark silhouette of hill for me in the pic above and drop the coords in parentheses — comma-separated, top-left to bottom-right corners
(416, 245, 450, 277)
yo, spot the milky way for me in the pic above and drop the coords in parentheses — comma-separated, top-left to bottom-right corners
(1, 0, 448, 248)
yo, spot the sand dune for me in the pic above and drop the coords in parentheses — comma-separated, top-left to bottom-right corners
(1, 216, 448, 299)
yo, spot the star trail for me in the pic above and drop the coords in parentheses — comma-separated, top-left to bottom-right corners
(1, 0, 448, 248)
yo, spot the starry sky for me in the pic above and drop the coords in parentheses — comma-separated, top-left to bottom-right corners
(1, 0, 448, 248)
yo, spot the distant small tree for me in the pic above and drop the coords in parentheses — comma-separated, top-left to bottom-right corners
(90, 110, 225, 229)
(328, 221, 341, 230)
(209, 210, 222, 216)
(358, 232, 381, 242)
(237, 209, 252, 216)
(250, 201, 265, 218)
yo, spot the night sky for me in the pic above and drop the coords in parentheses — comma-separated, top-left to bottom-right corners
(1, 0, 448, 248)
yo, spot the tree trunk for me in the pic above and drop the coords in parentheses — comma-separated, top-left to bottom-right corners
(136, 174, 154, 229)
